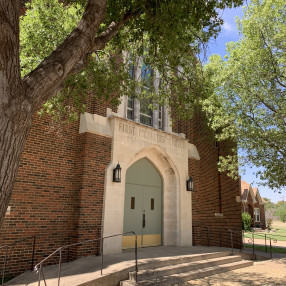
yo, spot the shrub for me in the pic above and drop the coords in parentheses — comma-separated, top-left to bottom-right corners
(276, 205, 286, 223)
(266, 218, 273, 230)
(242, 212, 252, 230)
(265, 211, 274, 230)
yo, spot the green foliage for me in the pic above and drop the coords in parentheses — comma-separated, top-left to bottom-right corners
(20, 0, 243, 123)
(276, 201, 285, 209)
(276, 204, 286, 223)
(21, 0, 86, 123)
(242, 212, 252, 231)
(264, 197, 277, 211)
(20, 0, 84, 77)
(203, 0, 286, 189)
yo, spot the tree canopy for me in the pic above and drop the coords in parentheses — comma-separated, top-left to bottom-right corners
(203, 0, 286, 190)
(0, 0, 243, 226)
(20, 0, 244, 122)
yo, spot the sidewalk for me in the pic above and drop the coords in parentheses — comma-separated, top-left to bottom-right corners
(183, 257, 286, 285)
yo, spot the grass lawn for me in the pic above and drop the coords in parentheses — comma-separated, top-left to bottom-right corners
(244, 244, 286, 254)
(244, 221, 286, 241)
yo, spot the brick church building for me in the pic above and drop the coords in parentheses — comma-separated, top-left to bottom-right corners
(0, 74, 242, 275)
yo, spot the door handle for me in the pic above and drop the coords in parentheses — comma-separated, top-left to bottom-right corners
(142, 213, 146, 228)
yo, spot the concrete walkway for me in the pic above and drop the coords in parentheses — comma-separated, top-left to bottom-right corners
(182, 257, 286, 285)
(4, 246, 286, 286)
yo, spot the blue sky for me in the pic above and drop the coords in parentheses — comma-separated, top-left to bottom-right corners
(205, 2, 285, 203)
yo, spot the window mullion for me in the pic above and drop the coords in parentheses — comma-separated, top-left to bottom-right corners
(134, 58, 141, 123)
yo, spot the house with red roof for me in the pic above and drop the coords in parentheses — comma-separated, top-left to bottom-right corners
(240, 180, 266, 229)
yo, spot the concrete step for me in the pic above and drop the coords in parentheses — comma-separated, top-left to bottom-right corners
(135, 251, 232, 272)
(120, 257, 253, 286)
(129, 255, 242, 282)
(252, 228, 264, 232)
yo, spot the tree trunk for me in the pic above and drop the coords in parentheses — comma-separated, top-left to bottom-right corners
(0, 105, 33, 227)
(0, 0, 30, 227)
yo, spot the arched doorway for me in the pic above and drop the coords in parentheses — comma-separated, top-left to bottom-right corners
(122, 158, 162, 248)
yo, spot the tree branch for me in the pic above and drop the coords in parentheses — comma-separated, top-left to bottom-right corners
(92, 11, 136, 51)
(22, 2, 141, 110)
(259, 29, 286, 89)
(239, 109, 284, 157)
(23, 0, 108, 111)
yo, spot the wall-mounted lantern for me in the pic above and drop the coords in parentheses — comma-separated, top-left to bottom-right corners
(186, 177, 194, 191)
(113, 163, 122, 182)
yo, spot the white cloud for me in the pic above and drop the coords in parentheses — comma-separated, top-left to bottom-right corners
(222, 21, 235, 33)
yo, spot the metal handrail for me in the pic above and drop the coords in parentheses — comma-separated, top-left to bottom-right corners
(243, 230, 278, 258)
(0, 229, 95, 286)
(228, 229, 279, 259)
(1, 235, 36, 286)
(192, 226, 211, 247)
(192, 226, 280, 259)
(33, 231, 138, 286)
(228, 229, 244, 255)
(0, 235, 35, 250)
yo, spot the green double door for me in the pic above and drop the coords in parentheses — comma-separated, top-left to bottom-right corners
(122, 158, 162, 248)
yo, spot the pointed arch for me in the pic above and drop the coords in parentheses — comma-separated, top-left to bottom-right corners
(124, 145, 180, 246)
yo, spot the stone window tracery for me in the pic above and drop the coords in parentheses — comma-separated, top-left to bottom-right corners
(126, 59, 168, 131)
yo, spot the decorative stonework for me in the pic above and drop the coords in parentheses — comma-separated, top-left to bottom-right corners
(80, 111, 200, 254)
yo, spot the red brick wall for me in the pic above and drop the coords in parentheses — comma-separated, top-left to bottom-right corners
(0, 114, 81, 275)
(260, 204, 266, 229)
(253, 202, 266, 229)
(75, 132, 112, 257)
(174, 111, 242, 249)
(0, 96, 113, 276)
(85, 95, 117, 116)
(245, 193, 254, 226)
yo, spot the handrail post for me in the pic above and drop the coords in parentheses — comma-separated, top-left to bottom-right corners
(135, 235, 138, 282)
(2, 245, 8, 286)
(270, 237, 272, 259)
(240, 230, 243, 252)
(192, 226, 195, 246)
(41, 265, 47, 286)
(230, 231, 233, 255)
(96, 227, 100, 256)
(241, 230, 244, 251)
(68, 235, 71, 263)
(38, 264, 42, 286)
(31, 236, 36, 271)
(265, 234, 267, 253)
(206, 227, 209, 247)
(252, 230, 255, 255)
(58, 249, 62, 286)
(100, 236, 104, 275)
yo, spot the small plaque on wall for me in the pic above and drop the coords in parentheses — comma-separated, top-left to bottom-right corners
(215, 213, 223, 218)
(236, 196, 241, 203)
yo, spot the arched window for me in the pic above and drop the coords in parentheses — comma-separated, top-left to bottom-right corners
(127, 60, 166, 130)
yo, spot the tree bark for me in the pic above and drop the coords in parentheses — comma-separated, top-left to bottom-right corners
(0, 0, 33, 226)
(0, 108, 32, 227)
